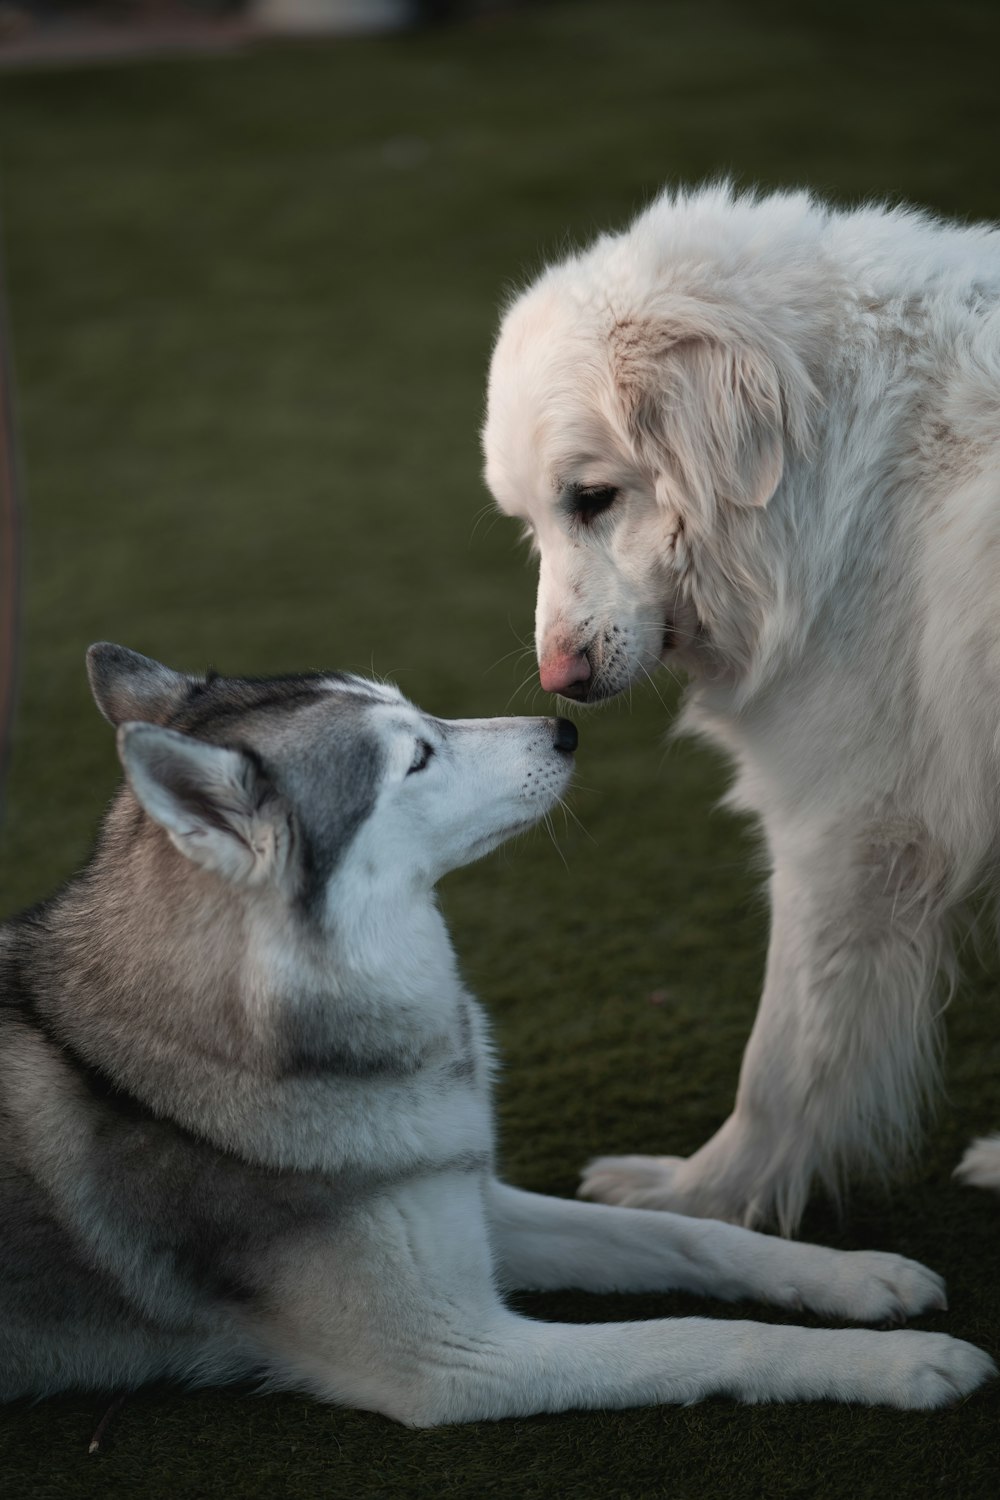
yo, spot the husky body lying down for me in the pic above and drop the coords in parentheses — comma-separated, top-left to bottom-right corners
(0, 645, 993, 1418)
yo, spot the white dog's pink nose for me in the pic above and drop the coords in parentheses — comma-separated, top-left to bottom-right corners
(539, 651, 591, 699)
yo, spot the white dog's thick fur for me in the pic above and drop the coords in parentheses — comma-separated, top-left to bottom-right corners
(483, 183, 1000, 1235)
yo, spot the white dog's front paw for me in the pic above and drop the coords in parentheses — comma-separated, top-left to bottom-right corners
(579, 1115, 786, 1226)
(578, 1154, 687, 1210)
(871, 1332, 996, 1410)
(818, 1250, 948, 1324)
(578, 1151, 758, 1224)
(954, 1133, 1000, 1193)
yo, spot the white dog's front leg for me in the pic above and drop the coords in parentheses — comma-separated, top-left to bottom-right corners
(581, 837, 951, 1234)
(488, 1182, 948, 1324)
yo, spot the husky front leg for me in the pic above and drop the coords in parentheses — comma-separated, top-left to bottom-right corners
(580, 829, 952, 1234)
(252, 1172, 993, 1423)
(360, 1319, 993, 1423)
(488, 1183, 950, 1325)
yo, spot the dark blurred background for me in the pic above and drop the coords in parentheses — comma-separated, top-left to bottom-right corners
(1, 5, 999, 1497)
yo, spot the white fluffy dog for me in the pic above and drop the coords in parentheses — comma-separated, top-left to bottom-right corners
(482, 183, 1000, 1235)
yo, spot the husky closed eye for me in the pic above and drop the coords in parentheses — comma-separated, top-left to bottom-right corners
(408, 740, 435, 774)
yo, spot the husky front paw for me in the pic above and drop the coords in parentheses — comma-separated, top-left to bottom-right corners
(869, 1332, 996, 1410)
(765, 1329, 997, 1410)
(806, 1249, 948, 1325)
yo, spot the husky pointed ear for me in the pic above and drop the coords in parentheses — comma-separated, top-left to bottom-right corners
(88, 643, 196, 727)
(117, 723, 290, 884)
(613, 307, 818, 522)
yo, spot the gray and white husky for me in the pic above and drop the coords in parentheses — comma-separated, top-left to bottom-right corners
(0, 645, 994, 1419)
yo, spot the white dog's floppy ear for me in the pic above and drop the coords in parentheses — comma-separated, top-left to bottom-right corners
(614, 305, 817, 520)
(88, 643, 195, 727)
(117, 722, 289, 884)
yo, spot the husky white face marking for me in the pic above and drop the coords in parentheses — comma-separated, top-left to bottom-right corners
(324, 701, 578, 920)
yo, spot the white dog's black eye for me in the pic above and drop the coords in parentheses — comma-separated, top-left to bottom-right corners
(408, 740, 435, 775)
(568, 485, 619, 524)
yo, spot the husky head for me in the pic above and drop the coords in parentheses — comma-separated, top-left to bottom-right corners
(86, 645, 578, 920)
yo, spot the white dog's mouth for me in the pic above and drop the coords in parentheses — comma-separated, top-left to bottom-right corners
(561, 656, 639, 705)
(549, 602, 696, 705)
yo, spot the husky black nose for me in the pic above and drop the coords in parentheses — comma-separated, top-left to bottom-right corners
(553, 718, 578, 753)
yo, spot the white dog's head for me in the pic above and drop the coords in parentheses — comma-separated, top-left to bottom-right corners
(482, 186, 823, 701)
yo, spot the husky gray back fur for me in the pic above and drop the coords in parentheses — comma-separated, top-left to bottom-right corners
(0, 646, 993, 1419)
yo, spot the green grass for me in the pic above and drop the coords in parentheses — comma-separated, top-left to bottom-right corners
(1, 2, 999, 1494)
